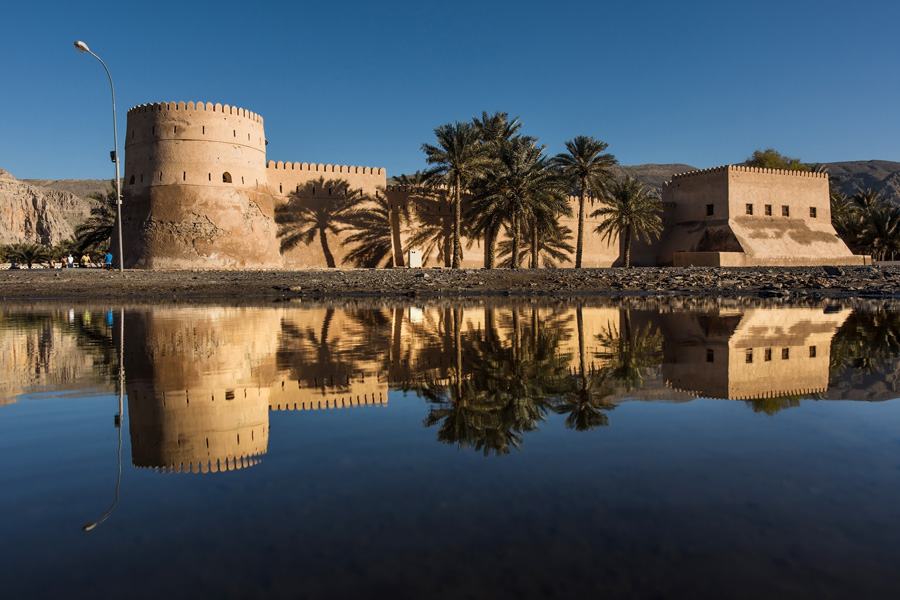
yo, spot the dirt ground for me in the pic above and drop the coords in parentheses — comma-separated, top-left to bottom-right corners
(0, 265, 898, 302)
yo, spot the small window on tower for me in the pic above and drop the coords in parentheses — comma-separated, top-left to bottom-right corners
(810, 207, 817, 218)
(746, 204, 753, 215)
(765, 205, 772, 216)
(706, 204, 714, 216)
(782, 206, 790, 217)
(223, 172, 232, 183)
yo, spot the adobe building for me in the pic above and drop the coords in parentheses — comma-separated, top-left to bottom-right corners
(656, 165, 866, 267)
(121, 100, 865, 269)
(657, 306, 851, 400)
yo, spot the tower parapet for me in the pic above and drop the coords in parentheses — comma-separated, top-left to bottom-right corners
(122, 101, 281, 269)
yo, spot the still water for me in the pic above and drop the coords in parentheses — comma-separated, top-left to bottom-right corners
(1, 300, 899, 599)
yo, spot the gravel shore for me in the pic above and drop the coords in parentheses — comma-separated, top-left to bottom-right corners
(0, 265, 897, 302)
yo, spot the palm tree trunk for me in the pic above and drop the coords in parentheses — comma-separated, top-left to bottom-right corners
(623, 226, 632, 268)
(453, 174, 462, 269)
(575, 185, 585, 269)
(577, 306, 587, 388)
(530, 221, 538, 268)
(454, 307, 463, 401)
(511, 212, 521, 269)
(485, 222, 497, 269)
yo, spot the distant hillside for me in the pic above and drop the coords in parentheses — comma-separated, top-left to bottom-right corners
(821, 160, 900, 201)
(614, 163, 697, 194)
(0, 170, 91, 246)
(21, 177, 110, 200)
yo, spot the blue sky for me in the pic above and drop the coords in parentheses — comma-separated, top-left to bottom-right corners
(1, 0, 897, 180)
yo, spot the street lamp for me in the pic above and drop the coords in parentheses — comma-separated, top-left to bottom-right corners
(74, 40, 124, 273)
(83, 308, 126, 531)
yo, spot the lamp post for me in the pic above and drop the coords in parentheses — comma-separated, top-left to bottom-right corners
(73, 40, 124, 273)
(83, 308, 126, 531)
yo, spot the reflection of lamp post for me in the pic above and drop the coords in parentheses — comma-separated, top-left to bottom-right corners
(73, 40, 124, 273)
(83, 308, 125, 531)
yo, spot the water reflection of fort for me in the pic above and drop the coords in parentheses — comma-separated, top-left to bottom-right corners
(118, 303, 860, 469)
(654, 307, 851, 400)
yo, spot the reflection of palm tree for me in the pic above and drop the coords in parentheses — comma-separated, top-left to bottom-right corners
(419, 306, 571, 455)
(830, 310, 900, 381)
(275, 178, 359, 268)
(555, 307, 615, 431)
(277, 309, 356, 390)
(595, 310, 663, 392)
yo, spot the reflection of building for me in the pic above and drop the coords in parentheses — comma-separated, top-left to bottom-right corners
(658, 307, 850, 399)
(125, 307, 278, 473)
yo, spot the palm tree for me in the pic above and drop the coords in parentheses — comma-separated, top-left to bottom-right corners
(341, 189, 406, 268)
(497, 219, 574, 268)
(473, 111, 523, 146)
(467, 112, 526, 268)
(4, 243, 50, 269)
(422, 121, 492, 268)
(275, 178, 358, 268)
(860, 204, 900, 261)
(591, 176, 663, 268)
(483, 138, 571, 269)
(74, 180, 117, 254)
(551, 136, 618, 268)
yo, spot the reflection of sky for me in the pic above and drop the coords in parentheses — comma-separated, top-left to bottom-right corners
(2, 386, 900, 598)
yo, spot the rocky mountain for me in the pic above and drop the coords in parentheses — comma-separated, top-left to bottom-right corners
(820, 160, 900, 201)
(21, 177, 110, 200)
(0, 170, 92, 246)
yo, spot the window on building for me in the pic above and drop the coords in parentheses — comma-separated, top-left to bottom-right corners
(223, 172, 232, 183)
(765, 204, 772, 216)
(129, 175, 135, 185)
(706, 349, 714, 363)
(706, 204, 714, 216)
(782, 205, 790, 217)
(746, 349, 753, 363)
(809, 345, 817, 358)
(810, 207, 817, 218)
(764, 348, 772, 361)
(746, 204, 753, 215)
(782, 348, 790, 360)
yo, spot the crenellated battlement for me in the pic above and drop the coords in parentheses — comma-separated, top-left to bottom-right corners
(135, 449, 267, 474)
(267, 161, 385, 176)
(127, 101, 263, 124)
(667, 164, 828, 185)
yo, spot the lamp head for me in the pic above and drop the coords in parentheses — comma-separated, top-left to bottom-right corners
(74, 41, 90, 54)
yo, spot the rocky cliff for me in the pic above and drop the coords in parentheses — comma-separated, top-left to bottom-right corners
(0, 169, 92, 246)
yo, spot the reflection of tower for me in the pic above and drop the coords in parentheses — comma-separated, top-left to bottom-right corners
(659, 307, 851, 399)
(125, 307, 279, 473)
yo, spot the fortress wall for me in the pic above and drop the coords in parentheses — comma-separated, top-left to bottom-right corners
(267, 161, 386, 197)
(664, 166, 731, 223)
(123, 102, 281, 269)
(726, 165, 830, 223)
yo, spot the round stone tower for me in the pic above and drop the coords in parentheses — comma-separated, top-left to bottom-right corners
(122, 101, 282, 269)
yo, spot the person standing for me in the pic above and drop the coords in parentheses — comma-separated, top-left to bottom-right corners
(104, 252, 113, 270)
(80, 253, 91, 268)
(66, 254, 74, 269)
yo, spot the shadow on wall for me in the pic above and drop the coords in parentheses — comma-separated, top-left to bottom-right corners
(275, 177, 397, 268)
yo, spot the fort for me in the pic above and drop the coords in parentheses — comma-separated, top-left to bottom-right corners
(122, 101, 866, 269)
